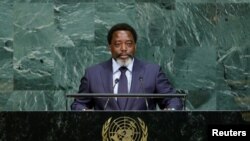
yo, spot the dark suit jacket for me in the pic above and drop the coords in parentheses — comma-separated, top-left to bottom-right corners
(71, 58, 183, 111)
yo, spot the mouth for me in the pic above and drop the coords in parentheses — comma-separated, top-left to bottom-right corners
(120, 54, 128, 58)
(117, 54, 130, 59)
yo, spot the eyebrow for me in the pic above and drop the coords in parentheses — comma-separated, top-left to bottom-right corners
(113, 40, 134, 42)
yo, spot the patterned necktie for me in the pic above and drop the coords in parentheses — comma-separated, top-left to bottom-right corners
(117, 66, 128, 109)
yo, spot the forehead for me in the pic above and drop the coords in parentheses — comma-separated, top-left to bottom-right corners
(112, 30, 134, 40)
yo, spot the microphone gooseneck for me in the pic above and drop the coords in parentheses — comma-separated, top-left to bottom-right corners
(139, 76, 148, 110)
(104, 78, 119, 110)
(139, 76, 144, 93)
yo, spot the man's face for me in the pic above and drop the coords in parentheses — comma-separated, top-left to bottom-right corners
(109, 30, 136, 64)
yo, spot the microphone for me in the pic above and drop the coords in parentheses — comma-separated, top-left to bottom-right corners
(139, 76, 148, 110)
(114, 78, 119, 86)
(104, 78, 119, 110)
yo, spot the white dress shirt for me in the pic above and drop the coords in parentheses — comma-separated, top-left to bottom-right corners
(112, 58, 134, 94)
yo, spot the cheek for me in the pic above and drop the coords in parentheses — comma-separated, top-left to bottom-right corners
(133, 48, 136, 53)
(129, 48, 136, 53)
(110, 48, 119, 55)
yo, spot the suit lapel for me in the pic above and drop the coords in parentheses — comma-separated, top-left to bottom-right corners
(100, 59, 113, 93)
(125, 58, 145, 110)
(100, 59, 120, 110)
(130, 58, 145, 93)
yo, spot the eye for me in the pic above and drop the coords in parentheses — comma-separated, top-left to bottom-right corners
(113, 43, 121, 48)
(126, 42, 133, 47)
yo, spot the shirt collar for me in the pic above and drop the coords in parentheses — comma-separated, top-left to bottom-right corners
(112, 58, 134, 73)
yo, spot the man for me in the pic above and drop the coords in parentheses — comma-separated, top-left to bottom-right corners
(71, 23, 183, 111)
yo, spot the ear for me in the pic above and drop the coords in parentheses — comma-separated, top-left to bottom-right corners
(108, 45, 111, 51)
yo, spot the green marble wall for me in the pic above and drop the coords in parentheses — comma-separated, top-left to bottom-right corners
(0, 0, 249, 111)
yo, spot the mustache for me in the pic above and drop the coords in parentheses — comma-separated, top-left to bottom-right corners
(116, 53, 133, 58)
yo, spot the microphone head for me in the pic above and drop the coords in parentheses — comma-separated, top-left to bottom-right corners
(115, 78, 119, 83)
(139, 76, 143, 81)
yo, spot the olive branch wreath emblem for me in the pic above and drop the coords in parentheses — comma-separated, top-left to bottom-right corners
(102, 117, 148, 141)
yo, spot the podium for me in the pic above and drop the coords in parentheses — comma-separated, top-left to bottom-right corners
(1, 111, 249, 141)
(59, 94, 249, 140)
(2, 94, 249, 140)
(66, 93, 187, 111)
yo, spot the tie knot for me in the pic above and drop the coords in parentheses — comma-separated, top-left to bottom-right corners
(119, 67, 127, 73)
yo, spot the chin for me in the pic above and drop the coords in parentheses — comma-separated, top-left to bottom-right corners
(116, 57, 132, 67)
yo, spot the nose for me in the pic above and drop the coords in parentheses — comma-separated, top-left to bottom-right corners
(121, 43, 127, 51)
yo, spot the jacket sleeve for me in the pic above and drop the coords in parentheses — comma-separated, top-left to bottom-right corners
(70, 69, 94, 110)
(155, 67, 183, 110)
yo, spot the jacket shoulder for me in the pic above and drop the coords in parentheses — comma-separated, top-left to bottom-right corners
(137, 59, 160, 69)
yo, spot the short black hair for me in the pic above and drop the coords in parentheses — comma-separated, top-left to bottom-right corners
(107, 23, 137, 44)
